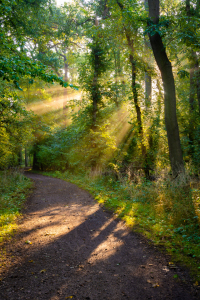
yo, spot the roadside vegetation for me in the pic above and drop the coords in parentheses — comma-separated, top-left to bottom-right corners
(1, 0, 200, 284)
(0, 170, 32, 243)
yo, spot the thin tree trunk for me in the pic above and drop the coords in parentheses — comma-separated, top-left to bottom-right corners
(113, 50, 119, 107)
(18, 148, 22, 166)
(63, 53, 69, 126)
(148, 0, 184, 177)
(197, 68, 200, 114)
(130, 54, 143, 134)
(92, 70, 98, 125)
(91, 17, 100, 126)
(116, 0, 150, 177)
(145, 73, 152, 107)
(144, 0, 152, 108)
(25, 148, 28, 167)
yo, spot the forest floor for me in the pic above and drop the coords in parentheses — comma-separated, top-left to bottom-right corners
(0, 172, 200, 300)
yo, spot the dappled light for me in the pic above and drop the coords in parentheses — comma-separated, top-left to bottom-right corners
(1, 0, 200, 297)
(1, 173, 196, 300)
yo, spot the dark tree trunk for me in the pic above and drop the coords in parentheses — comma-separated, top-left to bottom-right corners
(144, 0, 152, 108)
(92, 70, 98, 125)
(130, 54, 143, 134)
(113, 50, 119, 107)
(148, 0, 184, 177)
(188, 66, 196, 158)
(25, 148, 28, 167)
(197, 68, 200, 114)
(145, 73, 152, 107)
(197, 0, 200, 112)
(18, 148, 22, 166)
(128, 37, 149, 177)
(192, 52, 200, 115)
(116, 0, 150, 178)
(32, 145, 40, 171)
(91, 17, 101, 127)
(63, 53, 69, 126)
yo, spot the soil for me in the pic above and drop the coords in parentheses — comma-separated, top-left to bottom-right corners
(0, 172, 200, 300)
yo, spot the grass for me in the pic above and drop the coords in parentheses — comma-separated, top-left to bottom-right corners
(0, 170, 33, 244)
(43, 169, 200, 282)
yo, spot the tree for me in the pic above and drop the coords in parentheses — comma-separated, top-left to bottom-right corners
(147, 0, 185, 177)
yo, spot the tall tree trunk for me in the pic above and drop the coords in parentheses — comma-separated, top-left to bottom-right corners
(92, 69, 98, 125)
(91, 17, 101, 126)
(145, 73, 152, 107)
(127, 35, 149, 177)
(197, 68, 200, 114)
(25, 148, 28, 167)
(144, 0, 152, 108)
(63, 52, 69, 126)
(18, 148, 22, 167)
(186, 1, 200, 157)
(148, 0, 184, 177)
(113, 50, 119, 107)
(116, 0, 150, 177)
(196, 0, 200, 112)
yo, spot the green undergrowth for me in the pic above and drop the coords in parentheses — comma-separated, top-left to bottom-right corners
(0, 170, 33, 244)
(42, 170, 200, 282)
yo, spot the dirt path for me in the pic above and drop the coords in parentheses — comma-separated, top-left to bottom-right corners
(0, 173, 199, 300)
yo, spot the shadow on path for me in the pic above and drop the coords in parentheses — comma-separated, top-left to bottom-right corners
(0, 173, 199, 300)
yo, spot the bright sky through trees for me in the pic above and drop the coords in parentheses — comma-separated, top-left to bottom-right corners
(56, 0, 68, 6)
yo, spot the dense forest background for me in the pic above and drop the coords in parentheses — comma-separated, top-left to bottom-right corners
(1, 0, 200, 279)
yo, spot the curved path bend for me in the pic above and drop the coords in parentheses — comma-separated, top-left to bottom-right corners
(0, 173, 199, 300)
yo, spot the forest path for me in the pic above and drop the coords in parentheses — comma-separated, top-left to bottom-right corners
(0, 173, 199, 300)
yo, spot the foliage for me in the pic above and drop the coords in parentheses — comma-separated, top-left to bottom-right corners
(0, 0, 73, 89)
(33, 103, 118, 171)
(0, 82, 34, 169)
(0, 170, 32, 243)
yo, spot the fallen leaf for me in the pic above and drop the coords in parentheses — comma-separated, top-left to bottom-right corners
(147, 279, 152, 284)
(25, 240, 32, 244)
(152, 283, 159, 288)
(168, 262, 177, 269)
(162, 266, 170, 272)
(29, 260, 34, 263)
(65, 296, 73, 299)
(78, 265, 84, 268)
(40, 269, 46, 273)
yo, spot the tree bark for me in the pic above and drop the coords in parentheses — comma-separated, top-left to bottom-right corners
(144, 0, 152, 108)
(91, 17, 101, 126)
(116, 0, 150, 177)
(18, 148, 22, 166)
(92, 69, 98, 125)
(25, 147, 28, 167)
(148, 0, 184, 177)
(63, 52, 69, 126)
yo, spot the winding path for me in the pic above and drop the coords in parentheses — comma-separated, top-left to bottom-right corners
(0, 173, 199, 300)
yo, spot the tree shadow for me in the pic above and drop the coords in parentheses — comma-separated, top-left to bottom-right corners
(0, 174, 198, 300)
